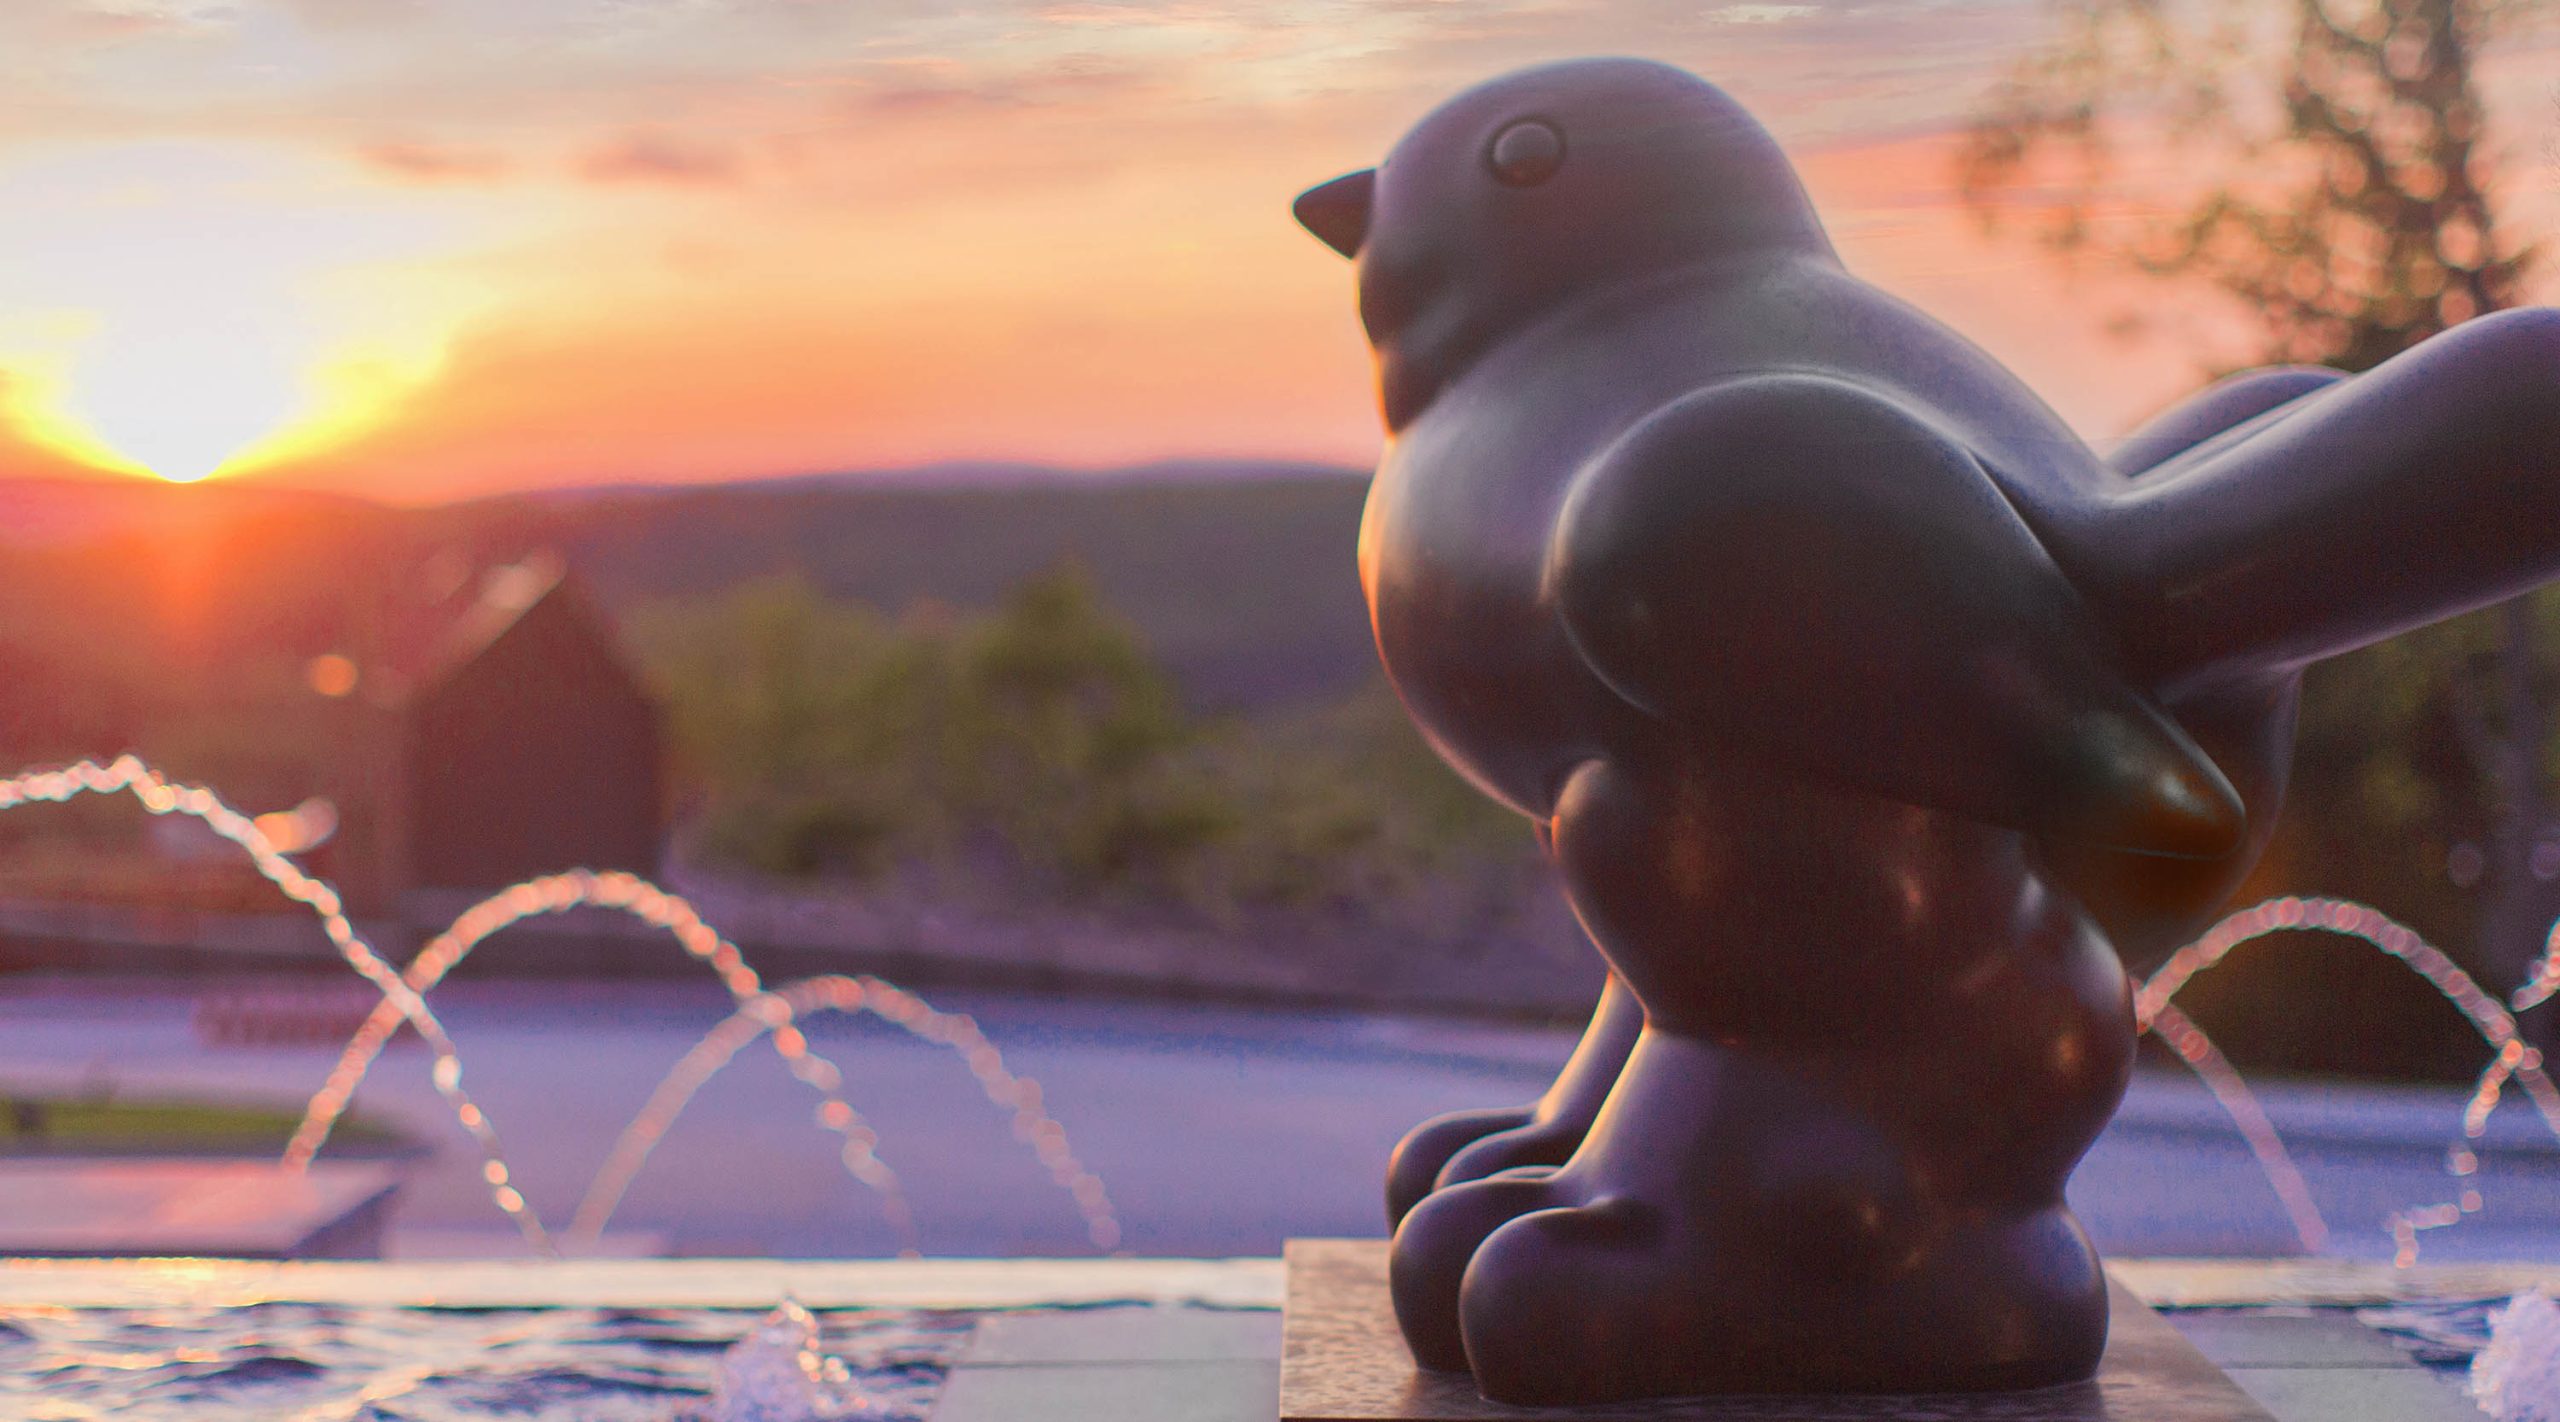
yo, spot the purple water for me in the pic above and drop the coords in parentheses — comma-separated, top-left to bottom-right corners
(0, 1300, 976, 1421)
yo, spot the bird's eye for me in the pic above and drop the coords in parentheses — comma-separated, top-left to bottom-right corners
(1487, 119, 1564, 188)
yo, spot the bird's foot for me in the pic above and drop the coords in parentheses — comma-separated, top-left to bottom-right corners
(1385, 971, 1640, 1226)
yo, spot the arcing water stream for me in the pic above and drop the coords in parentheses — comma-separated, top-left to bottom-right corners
(0, 754, 2552, 1264)
(0, 756, 555, 1252)
(0, 756, 1117, 1258)
(2140, 897, 2560, 1263)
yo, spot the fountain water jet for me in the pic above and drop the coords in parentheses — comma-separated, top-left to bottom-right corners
(2143, 999, 2332, 1252)
(570, 973, 1118, 1253)
(18, 752, 2545, 1270)
(2140, 895, 2560, 1262)
(0, 755, 555, 1253)
(2511, 922, 2560, 1013)
(0, 754, 1118, 1260)
(285, 869, 926, 1255)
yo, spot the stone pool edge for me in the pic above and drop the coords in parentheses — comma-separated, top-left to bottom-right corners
(1, 1254, 2553, 1312)
(0, 1254, 1287, 1309)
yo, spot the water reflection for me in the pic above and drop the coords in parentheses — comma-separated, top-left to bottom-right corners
(0, 1299, 970, 1421)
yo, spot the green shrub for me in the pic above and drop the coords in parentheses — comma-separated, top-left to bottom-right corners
(627, 566, 1528, 909)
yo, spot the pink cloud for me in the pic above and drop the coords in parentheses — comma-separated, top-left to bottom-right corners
(356, 139, 512, 184)
(577, 131, 746, 186)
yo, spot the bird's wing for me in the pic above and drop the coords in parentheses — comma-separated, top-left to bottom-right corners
(1545, 373, 2243, 857)
(2072, 307, 2560, 690)
(2103, 365, 2345, 479)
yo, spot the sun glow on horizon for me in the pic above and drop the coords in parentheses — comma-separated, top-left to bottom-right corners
(0, 141, 496, 486)
(0, 6, 2546, 501)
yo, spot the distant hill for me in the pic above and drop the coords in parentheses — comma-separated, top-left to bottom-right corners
(0, 462, 1383, 712)
(519, 457, 1364, 502)
(439, 464, 1381, 708)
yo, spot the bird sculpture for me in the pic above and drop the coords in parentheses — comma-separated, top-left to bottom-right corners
(1293, 55, 2560, 1405)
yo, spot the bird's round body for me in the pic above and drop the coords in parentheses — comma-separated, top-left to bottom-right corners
(1364, 251, 2106, 822)
(1358, 205, 2153, 1403)
(1299, 54, 2560, 1406)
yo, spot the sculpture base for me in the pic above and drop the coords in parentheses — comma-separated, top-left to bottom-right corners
(1280, 1239, 2277, 1421)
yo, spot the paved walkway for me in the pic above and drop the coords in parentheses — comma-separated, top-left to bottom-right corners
(0, 975, 2550, 1263)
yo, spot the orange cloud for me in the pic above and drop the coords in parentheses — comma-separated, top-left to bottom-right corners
(577, 131, 747, 187)
(357, 140, 514, 184)
(0, 2, 2550, 505)
(241, 182, 1381, 503)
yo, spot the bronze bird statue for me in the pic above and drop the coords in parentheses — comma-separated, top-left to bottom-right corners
(1293, 55, 2560, 1404)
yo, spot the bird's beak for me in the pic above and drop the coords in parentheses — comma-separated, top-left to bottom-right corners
(1294, 168, 1375, 259)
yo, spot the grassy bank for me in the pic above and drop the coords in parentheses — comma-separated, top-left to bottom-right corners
(0, 1095, 414, 1158)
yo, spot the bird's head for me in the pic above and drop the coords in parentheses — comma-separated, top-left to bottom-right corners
(1295, 58, 1834, 428)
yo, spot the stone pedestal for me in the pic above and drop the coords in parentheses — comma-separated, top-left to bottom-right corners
(1280, 1240, 2278, 1421)
(0, 1159, 400, 1259)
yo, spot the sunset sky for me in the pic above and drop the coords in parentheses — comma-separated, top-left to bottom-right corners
(0, 0, 2552, 504)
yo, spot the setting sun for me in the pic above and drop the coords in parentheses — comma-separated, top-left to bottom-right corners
(0, 3, 2549, 503)
(0, 141, 489, 485)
